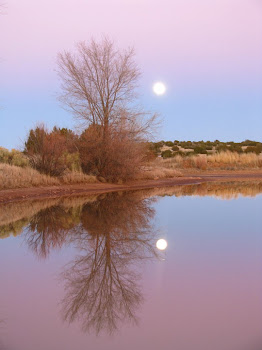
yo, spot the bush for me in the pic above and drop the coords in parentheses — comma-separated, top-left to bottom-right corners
(194, 146, 207, 154)
(165, 141, 174, 147)
(148, 142, 161, 156)
(172, 145, 179, 151)
(61, 152, 81, 172)
(228, 145, 243, 153)
(161, 150, 173, 158)
(242, 140, 258, 147)
(79, 125, 146, 182)
(0, 147, 29, 168)
(24, 126, 68, 176)
(245, 145, 262, 154)
(216, 144, 228, 152)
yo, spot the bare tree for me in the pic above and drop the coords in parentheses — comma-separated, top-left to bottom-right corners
(57, 38, 159, 180)
(57, 37, 156, 137)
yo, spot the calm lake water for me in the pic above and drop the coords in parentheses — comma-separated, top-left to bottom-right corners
(0, 182, 262, 350)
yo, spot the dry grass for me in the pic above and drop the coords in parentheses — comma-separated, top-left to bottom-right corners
(60, 171, 98, 184)
(154, 151, 262, 170)
(207, 151, 262, 167)
(0, 163, 59, 190)
(1, 151, 261, 191)
(0, 164, 98, 190)
(137, 165, 183, 180)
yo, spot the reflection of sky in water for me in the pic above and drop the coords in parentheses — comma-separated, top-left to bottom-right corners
(0, 193, 262, 350)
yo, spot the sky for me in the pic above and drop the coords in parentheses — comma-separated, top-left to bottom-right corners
(1, 0, 262, 149)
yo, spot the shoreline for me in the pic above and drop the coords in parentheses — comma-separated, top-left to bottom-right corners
(1, 170, 262, 204)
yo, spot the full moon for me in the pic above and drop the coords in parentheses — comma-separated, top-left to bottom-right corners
(156, 239, 168, 251)
(153, 82, 166, 96)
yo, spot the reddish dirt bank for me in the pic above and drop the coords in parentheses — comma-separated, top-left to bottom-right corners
(0, 171, 262, 204)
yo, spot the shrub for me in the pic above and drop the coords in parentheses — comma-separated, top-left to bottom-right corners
(79, 125, 146, 182)
(228, 145, 243, 153)
(0, 147, 29, 168)
(161, 150, 173, 158)
(194, 146, 207, 154)
(148, 142, 161, 157)
(172, 145, 179, 151)
(245, 145, 262, 155)
(165, 141, 174, 147)
(216, 144, 228, 152)
(242, 140, 258, 147)
(24, 125, 79, 176)
(61, 152, 81, 172)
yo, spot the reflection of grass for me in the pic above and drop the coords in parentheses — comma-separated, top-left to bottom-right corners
(1, 181, 262, 239)
(0, 195, 99, 239)
(0, 319, 6, 350)
(141, 181, 262, 200)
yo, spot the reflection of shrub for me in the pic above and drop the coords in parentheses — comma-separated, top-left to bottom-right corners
(161, 150, 173, 158)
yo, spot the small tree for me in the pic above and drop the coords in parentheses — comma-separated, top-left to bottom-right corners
(78, 124, 146, 181)
(57, 37, 158, 181)
(24, 125, 69, 176)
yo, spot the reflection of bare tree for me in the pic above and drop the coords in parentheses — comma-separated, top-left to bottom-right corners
(61, 192, 158, 334)
(62, 235, 143, 334)
(22, 191, 158, 334)
(0, 319, 6, 350)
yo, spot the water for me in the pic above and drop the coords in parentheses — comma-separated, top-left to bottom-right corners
(0, 182, 262, 350)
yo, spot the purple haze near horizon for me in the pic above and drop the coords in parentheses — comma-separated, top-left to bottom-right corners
(1, 0, 262, 149)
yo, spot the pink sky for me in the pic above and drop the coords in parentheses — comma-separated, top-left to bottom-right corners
(1, 0, 262, 147)
(2, 0, 262, 87)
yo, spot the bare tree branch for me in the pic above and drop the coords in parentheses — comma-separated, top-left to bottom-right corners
(57, 37, 158, 140)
